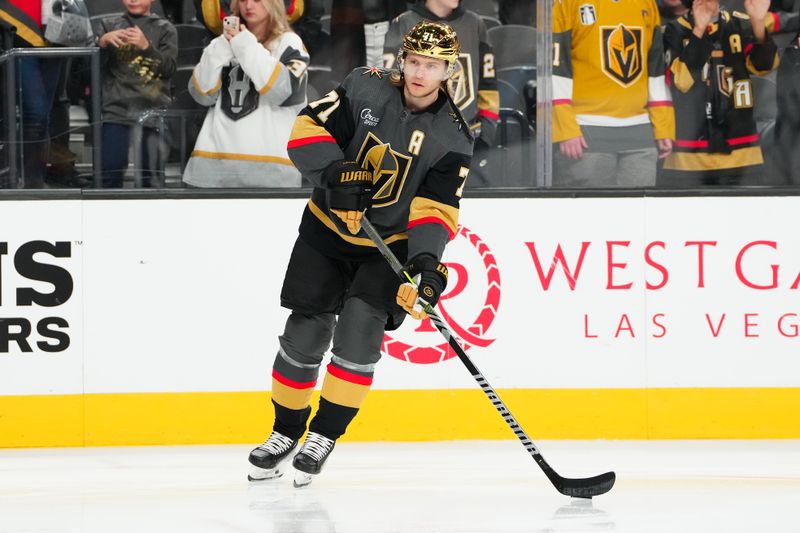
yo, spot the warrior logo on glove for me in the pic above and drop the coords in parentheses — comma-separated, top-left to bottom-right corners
(325, 160, 374, 235)
(339, 170, 373, 183)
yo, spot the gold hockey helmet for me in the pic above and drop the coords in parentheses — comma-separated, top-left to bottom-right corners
(401, 21, 460, 65)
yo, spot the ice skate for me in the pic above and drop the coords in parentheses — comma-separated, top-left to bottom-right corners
(292, 432, 336, 488)
(247, 431, 298, 481)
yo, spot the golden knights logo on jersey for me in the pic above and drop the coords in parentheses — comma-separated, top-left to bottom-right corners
(356, 132, 412, 207)
(447, 54, 475, 111)
(715, 64, 734, 96)
(601, 24, 643, 87)
(221, 64, 259, 120)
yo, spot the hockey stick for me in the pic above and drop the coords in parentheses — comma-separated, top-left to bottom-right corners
(361, 217, 615, 498)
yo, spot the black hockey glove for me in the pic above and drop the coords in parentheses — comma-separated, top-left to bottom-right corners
(324, 160, 374, 234)
(396, 254, 449, 320)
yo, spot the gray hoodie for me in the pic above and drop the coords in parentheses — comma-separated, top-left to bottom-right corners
(97, 12, 177, 124)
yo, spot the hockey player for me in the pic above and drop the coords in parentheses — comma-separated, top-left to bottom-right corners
(247, 21, 472, 487)
(659, 0, 779, 185)
(383, 0, 499, 177)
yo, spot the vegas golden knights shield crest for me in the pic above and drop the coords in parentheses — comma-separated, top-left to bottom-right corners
(447, 53, 475, 111)
(601, 24, 643, 87)
(356, 132, 413, 207)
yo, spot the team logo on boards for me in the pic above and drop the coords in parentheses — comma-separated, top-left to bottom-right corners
(356, 132, 413, 207)
(448, 53, 475, 111)
(382, 226, 501, 364)
(601, 24, 644, 86)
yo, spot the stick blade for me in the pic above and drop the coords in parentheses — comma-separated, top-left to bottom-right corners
(556, 471, 616, 499)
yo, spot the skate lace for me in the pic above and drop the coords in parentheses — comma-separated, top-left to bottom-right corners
(299, 432, 334, 462)
(258, 432, 295, 455)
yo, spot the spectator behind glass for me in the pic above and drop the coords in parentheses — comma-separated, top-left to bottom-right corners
(96, 0, 178, 187)
(659, 0, 690, 24)
(499, 0, 536, 26)
(383, 0, 499, 183)
(0, 0, 61, 188)
(328, 0, 406, 81)
(723, 0, 799, 46)
(192, 0, 327, 63)
(773, 30, 799, 184)
(182, 0, 309, 187)
(552, 0, 675, 187)
(659, 0, 779, 186)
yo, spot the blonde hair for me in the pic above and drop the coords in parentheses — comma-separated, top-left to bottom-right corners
(232, 0, 290, 44)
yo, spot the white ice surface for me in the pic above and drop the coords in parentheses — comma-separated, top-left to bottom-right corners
(1, 440, 799, 533)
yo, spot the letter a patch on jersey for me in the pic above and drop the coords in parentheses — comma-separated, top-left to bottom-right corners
(601, 24, 643, 87)
(579, 4, 596, 25)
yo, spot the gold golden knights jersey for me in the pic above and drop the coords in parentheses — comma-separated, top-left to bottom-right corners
(287, 67, 473, 262)
(662, 9, 779, 174)
(552, 0, 675, 143)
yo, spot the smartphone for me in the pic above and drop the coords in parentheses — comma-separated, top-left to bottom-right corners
(223, 15, 239, 31)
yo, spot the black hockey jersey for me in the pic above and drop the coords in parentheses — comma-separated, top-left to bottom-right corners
(287, 67, 474, 262)
(662, 9, 779, 174)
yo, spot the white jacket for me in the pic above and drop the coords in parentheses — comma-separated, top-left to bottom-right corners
(183, 30, 309, 187)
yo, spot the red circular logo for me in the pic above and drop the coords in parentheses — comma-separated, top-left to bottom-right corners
(381, 225, 501, 364)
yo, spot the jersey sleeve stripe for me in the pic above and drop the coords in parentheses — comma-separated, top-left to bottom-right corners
(259, 63, 284, 95)
(669, 60, 695, 92)
(478, 109, 500, 120)
(190, 150, 294, 165)
(287, 135, 337, 149)
(407, 216, 456, 240)
(553, 98, 572, 105)
(553, 75, 573, 101)
(664, 146, 763, 171)
(675, 133, 760, 148)
(307, 199, 408, 247)
(408, 197, 458, 239)
(648, 76, 672, 102)
(763, 12, 779, 32)
(647, 101, 673, 107)
(288, 115, 337, 148)
(478, 89, 500, 115)
(192, 71, 222, 96)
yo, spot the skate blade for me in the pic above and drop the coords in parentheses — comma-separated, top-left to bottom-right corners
(293, 471, 314, 488)
(247, 464, 285, 482)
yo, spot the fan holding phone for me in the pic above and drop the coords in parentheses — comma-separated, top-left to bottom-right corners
(182, 0, 310, 187)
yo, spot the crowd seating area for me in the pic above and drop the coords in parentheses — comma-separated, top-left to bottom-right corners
(0, 0, 798, 189)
